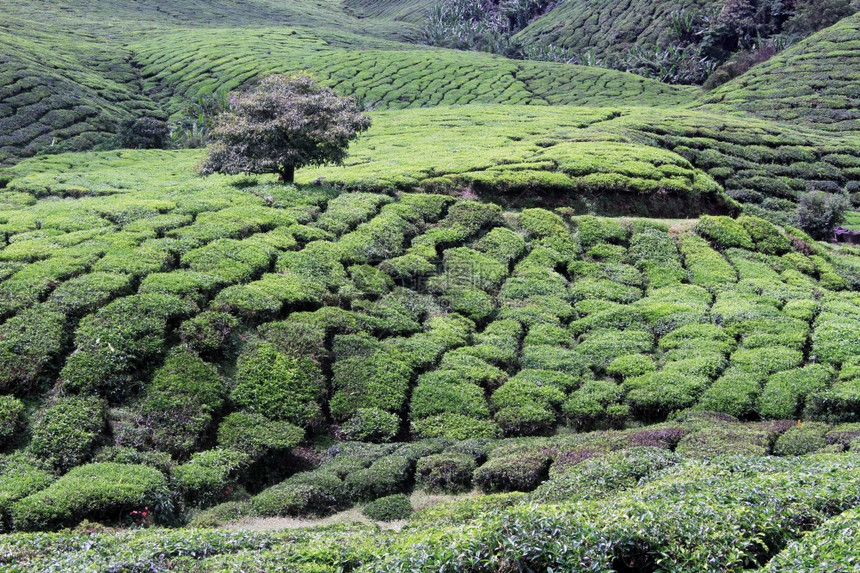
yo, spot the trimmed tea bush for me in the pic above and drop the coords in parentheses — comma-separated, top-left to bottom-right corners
(0, 306, 67, 395)
(695, 215, 754, 249)
(362, 493, 412, 521)
(174, 449, 251, 508)
(232, 343, 324, 427)
(773, 423, 829, 456)
(11, 462, 170, 531)
(140, 352, 225, 458)
(412, 413, 500, 440)
(0, 396, 24, 448)
(415, 453, 477, 493)
(330, 350, 411, 422)
(473, 453, 549, 493)
(758, 365, 834, 420)
(29, 397, 105, 473)
(343, 455, 411, 501)
(340, 408, 401, 443)
(217, 412, 305, 458)
(178, 311, 239, 357)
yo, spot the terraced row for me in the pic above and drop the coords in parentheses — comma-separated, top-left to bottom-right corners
(130, 27, 696, 119)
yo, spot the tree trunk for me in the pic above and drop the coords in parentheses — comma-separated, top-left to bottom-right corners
(279, 165, 295, 184)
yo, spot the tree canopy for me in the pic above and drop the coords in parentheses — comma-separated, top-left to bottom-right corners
(200, 73, 371, 183)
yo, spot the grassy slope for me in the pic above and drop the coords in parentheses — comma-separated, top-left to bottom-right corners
(700, 13, 860, 133)
(515, 0, 721, 53)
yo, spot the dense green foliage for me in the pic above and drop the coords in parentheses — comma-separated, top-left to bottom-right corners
(2, 0, 860, 566)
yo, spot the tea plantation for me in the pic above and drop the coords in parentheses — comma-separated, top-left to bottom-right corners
(2, 0, 860, 570)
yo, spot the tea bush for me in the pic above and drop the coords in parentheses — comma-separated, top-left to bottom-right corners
(473, 453, 549, 493)
(29, 397, 105, 473)
(362, 493, 412, 521)
(11, 462, 170, 531)
(232, 343, 325, 427)
(140, 352, 225, 458)
(415, 453, 477, 493)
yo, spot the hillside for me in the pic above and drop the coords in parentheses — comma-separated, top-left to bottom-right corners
(2, 0, 860, 570)
(0, 0, 693, 167)
(515, 0, 721, 55)
(701, 12, 860, 133)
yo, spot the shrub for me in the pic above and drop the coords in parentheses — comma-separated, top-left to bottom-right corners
(796, 191, 850, 240)
(807, 379, 860, 423)
(474, 227, 526, 263)
(217, 412, 305, 458)
(362, 494, 413, 522)
(0, 455, 53, 526)
(0, 396, 24, 448)
(695, 215, 754, 249)
(678, 235, 737, 288)
(330, 350, 411, 422)
(675, 424, 770, 457)
(521, 345, 592, 378)
(758, 365, 834, 420)
(412, 414, 500, 440)
(607, 354, 656, 378)
(341, 264, 393, 299)
(563, 380, 626, 430)
(811, 312, 860, 366)
(624, 372, 710, 422)
(173, 449, 251, 508)
(411, 380, 490, 420)
(47, 272, 134, 316)
(340, 408, 401, 443)
(437, 247, 508, 291)
(60, 294, 193, 399)
(507, 369, 580, 393)
(178, 311, 239, 358)
(343, 455, 411, 501)
(439, 350, 508, 387)
(730, 346, 803, 377)
(232, 343, 324, 427)
(11, 462, 170, 531)
(415, 453, 477, 493)
(251, 482, 337, 518)
(738, 216, 791, 255)
(574, 216, 627, 247)
(570, 278, 642, 303)
(29, 397, 105, 473)
(138, 271, 221, 306)
(574, 329, 653, 372)
(441, 287, 496, 322)
(532, 448, 680, 503)
(140, 352, 225, 458)
(0, 306, 67, 395)
(697, 368, 761, 419)
(773, 423, 830, 456)
(187, 500, 255, 528)
(473, 454, 549, 493)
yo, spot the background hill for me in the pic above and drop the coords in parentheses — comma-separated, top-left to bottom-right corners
(701, 12, 860, 133)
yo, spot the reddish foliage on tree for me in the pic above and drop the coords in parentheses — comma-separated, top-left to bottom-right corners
(200, 73, 371, 183)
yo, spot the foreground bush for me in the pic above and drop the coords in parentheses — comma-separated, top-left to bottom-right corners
(11, 463, 170, 530)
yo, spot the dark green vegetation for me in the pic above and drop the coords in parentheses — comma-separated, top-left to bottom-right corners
(3, 0, 860, 570)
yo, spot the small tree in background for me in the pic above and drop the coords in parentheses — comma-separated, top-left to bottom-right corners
(796, 190, 850, 240)
(200, 73, 371, 183)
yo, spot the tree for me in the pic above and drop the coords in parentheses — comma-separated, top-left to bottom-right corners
(796, 190, 849, 240)
(199, 73, 371, 183)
